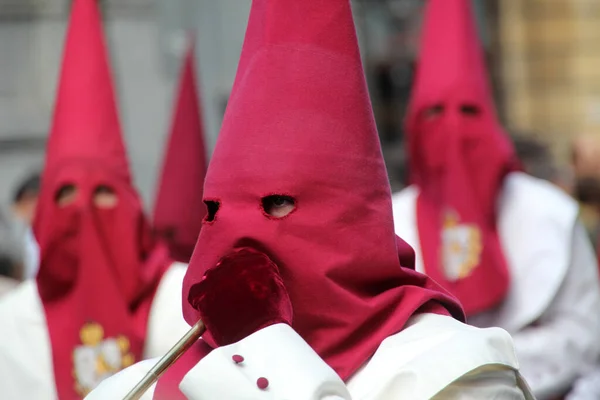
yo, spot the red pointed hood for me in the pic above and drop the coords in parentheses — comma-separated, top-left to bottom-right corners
(406, 0, 518, 316)
(168, 0, 463, 391)
(33, 1, 171, 398)
(43, 0, 130, 184)
(153, 42, 208, 263)
(408, 0, 495, 117)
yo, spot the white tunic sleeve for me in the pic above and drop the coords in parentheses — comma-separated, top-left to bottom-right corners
(179, 323, 351, 400)
(86, 314, 534, 400)
(85, 324, 351, 400)
(346, 314, 532, 400)
(510, 222, 600, 399)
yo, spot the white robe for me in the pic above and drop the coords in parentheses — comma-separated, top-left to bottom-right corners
(87, 314, 534, 399)
(0, 263, 190, 400)
(391, 171, 600, 399)
(22, 226, 40, 280)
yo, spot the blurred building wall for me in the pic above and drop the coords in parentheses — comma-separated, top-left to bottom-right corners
(498, 0, 600, 163)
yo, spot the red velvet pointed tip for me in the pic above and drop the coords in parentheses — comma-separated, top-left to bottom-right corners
(188, 248, 283, 310)
(45, 0, 131, 182)
(187, 247, 293, 346)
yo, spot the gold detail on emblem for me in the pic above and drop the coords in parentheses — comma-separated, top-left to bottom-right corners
(441, 211, 482, 281)
(72, 322, 135, 397)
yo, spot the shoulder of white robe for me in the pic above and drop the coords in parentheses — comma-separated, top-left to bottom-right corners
(347, 313, 522, 399)
(500, 171, 578, 218)
(495, 171, 579, 331)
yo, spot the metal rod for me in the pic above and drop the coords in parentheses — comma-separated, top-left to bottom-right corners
(122, 320, 206, 400)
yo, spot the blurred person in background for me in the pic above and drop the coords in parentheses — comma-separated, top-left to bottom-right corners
(565, 135, 600, 400)
(391, 0, 600, 399)
(11, 172, 40, 224)
(571, 134, 600, 245)
(0, 257, 18, 296)
(10, 172, 41, 279)
(0, 1, 189, 399)
(0, 212, 22, 297)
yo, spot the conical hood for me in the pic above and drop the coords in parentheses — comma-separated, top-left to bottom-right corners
(153, 42, 208, 263)
(405, 0, 517, 316)
(409, 0, 495, 115)
(44, 0, 130, 183)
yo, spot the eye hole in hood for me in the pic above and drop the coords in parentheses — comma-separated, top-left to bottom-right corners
(261, 195, 296, 219)
(204, 200, 220, 222)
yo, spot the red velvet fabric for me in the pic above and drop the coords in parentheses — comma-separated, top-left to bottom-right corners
(153, 41, 208, 263)
(188, 248, 293, 346)
(34, 1, 172, 398)
(154, 0, 464, 397)
(406, 0, 519, 316)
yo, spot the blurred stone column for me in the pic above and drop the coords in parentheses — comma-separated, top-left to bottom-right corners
(497, 0, 533, 131)
(571, 1, 600, 141)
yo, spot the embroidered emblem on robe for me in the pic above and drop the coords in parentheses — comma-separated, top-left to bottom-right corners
(72, 322, 135, 396)
(441, 211, 482, 281)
